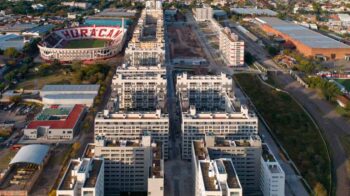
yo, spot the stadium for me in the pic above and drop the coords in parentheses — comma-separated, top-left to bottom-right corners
(38, 26, 127, 62)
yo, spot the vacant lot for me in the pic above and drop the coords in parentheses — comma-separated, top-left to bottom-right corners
(168, 25, 205, 59)
(235, 74, 331, 194)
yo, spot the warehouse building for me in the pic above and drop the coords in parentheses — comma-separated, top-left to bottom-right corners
(256, 17, 350, 60)
(0, 145, 50, 196)
(40, 85, 100, 106)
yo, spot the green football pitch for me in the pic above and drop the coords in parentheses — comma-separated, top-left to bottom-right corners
(64, 39, 108, 48)
(335, 79, 350, 91)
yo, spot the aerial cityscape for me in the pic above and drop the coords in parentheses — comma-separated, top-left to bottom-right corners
(0, 0, 350, 196)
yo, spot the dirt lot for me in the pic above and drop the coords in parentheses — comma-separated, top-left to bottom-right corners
(168, 25, 205, 59)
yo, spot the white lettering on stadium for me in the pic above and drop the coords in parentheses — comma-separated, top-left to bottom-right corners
(60, 27, 123, 39)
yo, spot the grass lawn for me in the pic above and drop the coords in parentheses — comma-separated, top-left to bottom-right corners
(64, 39, 108, 49)
(235, 74, 331, 193)
(16, 73, 74, 90)
(334, 79, 350, 91)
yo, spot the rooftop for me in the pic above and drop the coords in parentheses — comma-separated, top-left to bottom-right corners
(200, 162, 219, 191)
(26, 104, 85, 129)
(84, 159, 103, 188)
(193, 141, 208, 160)
(42, 84, 100, 92)
(257, 17, 350, 49)
(231, 8, 277, 16)
(222, 160, 240, 189)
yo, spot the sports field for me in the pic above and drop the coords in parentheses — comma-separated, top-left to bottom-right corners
(335, 79, 350, 91)
(64, 39, 108, 48)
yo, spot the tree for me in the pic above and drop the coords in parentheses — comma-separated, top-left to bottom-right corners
(313, 182, 327, 196)
(4, 47, 19, 58)
(10, 95, 22, 103)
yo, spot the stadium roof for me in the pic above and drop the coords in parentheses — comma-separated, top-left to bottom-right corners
(231, 8, 277, 16)
(27, 104, 85, 129)
(257, 17, 350, 49)
(42, 84, 100, 93)
(10, 144, 49, 165)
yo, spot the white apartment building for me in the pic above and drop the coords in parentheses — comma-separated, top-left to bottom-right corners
(96, 65, 169, 159)
(219, 27, 245, 67)
(260, 144, 285, 196)
(192, 141, 242, 196)
(111, 64, 166, 110)
(84, 135, 164, 195)
(125, 0, 165, 66)
(176, 73, 258, 160)
(56, 157, 104, 196)
(192, 5, 213, 21)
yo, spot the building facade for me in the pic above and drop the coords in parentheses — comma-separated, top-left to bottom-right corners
(219, 27, 245, 67)
(192, 5, 213, 21)
(176, 73, 258, 160)
(124, 1, 165, 66)
(84, 135, 164, 195)
(260, 144, 285, 196)
(192, 141, 243, 196)
(56, 157, 104, 196)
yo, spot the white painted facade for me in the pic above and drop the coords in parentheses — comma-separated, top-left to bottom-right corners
(219, 27, 245, 67)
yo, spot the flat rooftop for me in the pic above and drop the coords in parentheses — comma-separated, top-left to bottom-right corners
(193, 141, 208, 160)
(257, 17, 350, 49)
(84, 159, 103, 188)
(222, 160, 240, 189)
(41, 84, 100, 92)
(232, 8, 277, 16)
(200, 162, 219, 191)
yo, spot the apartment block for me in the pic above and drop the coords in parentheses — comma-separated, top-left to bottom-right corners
(192, 5, 213, 21)
(192, 141, 243, 196)
(219, 27, 245, 67)
(176, 73, 258, 160)
(84, 135, 164, 195)
(56, 157, 104, 196)
(260, 144, 285, 196)
(125, 0, 165, 66)
(96, 65, 169, 159)
(111, 64, 166, 110)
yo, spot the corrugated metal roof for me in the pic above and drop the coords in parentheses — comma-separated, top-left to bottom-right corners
(258, 17, 350, 49)
(42, 84, 100, 92)
(10, 144, 49, 165)
(43, 94, 96, 99)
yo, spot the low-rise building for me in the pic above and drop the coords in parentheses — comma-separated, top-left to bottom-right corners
(40, 85, 100, 106)
(0, 145, 50, 196)
(56, 157, 104, 196)
(23, 104, 86, 141)
(61, 2, 91, 9)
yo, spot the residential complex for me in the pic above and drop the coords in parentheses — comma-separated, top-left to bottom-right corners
(56, 157, 104, 196)
(96, 64, 169, 159)
(260, 144, 285, 196)
(84, 135, 164, 195)
(124, 0, 165, 66)
(219, 27, 245, 67)
(176, 72, 258, 160)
